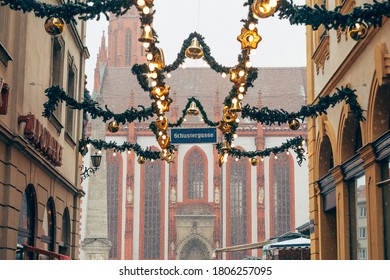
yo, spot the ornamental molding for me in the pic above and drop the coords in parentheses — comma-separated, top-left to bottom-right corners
(312, 35, 330, 75)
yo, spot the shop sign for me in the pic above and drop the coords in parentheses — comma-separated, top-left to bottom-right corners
(18, 114, 63, 166)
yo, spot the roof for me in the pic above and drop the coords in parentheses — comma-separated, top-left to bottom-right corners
(98, 67, 307, 122)
(267, 237, 310, 249)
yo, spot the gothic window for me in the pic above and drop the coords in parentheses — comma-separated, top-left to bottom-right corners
(42, 198, 56, 252)
(228, 158, 248, 260)
(186, 149, 206, 200)
(59, 208, 70, 256)
(125, 29, 132, 66)
(107, 153, 121, 259)
(17, 185, 36, 259)
(143, 160, 162, 259)
(51, 37, 64, 121)
(271, 153, 293, 237)
(65, 59, 76, 138)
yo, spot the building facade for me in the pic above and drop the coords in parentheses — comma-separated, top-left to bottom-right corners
(0, 1, 88, 259)
(80, 9, 309, 260)
(307, 0, 390, 259)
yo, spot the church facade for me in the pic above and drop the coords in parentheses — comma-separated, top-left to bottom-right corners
(80, 10, 309, 260)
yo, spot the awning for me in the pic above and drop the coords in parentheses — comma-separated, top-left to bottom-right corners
(267, 237, 310, 250)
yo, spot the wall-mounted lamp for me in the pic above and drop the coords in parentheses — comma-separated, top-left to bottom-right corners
(81, 152, 102, 181)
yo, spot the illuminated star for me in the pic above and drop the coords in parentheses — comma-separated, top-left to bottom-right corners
(237, 27, 262, 50)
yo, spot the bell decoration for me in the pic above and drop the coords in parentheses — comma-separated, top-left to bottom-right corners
(139, 25, 155, 43)
(155, 116, 169, 131)
(44, 17, 65, 36)
(185, 37, 204, 59)
(222, 106, 237, 123)
(153, 47, 165, 69)
(288, 118, 300, 130)
(237, 27, 262, 50)
(348, 22, 368, 41)
(186, 101, 200, 116)
(252, 0, 279, 19)
(250, 157, 259, 166)
(230, 98, 242, 112)
(108, 120, 120, 133)
(137, 156, 146, 164)
(220, 140, 231, 153)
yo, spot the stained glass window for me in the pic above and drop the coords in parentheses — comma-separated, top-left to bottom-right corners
(229, 158, 248, 259)
(143, 160, 162, 259)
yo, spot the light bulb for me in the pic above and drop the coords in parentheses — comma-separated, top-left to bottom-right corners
(221, 73, 227, 78)
(151, 72, 157, 79)
(239, 70, 246, 77)
(146, 53, 153, 60)
(167, 73, 172, 78)
(149, 63, 156, 71)
(239, 86, 245, 93)
(151, 81, 157, 87)
(137, 0, 145, 6)
(248, 23, 256, 31)
(143, 42, 150, 48)
(245, 61, 252, 68)
(238, 93, 244, 100)
(143, 6, 150, 14)
(144, 25, 151, 32)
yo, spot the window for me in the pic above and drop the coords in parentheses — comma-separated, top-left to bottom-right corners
(107, 153, 120, 259)
(143, 160, 162, 259)
(42, 198, 56, 253)
(125, 29, 132, 66)
(229, 158, 248, 259)
(380, 158, 390, 259)
(51, 37, 64, 120)
(359, 206, 366, 218)
(358, 227, 366, 239)
(65, 60, 76, 137)
(186, 149, 205, 200)
(349, 175, 368, 259)
(271, 153, 292, 237)
(59, 208, 70, 256)
(17, 185, 36, 260)
(358, 248, 367, 260)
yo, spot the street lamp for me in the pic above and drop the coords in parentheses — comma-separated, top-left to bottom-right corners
(81, 152, 102, 181)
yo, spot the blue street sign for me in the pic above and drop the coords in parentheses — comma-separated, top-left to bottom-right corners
(170, 127, 217, 144)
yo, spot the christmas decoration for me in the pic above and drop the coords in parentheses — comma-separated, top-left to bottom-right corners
(288, 118, 300, 130)
(250, 157, 259, 166)
(2, 0, 381, 166)
(348, 22, 369, 41)
(44, 17, 64, 36)
(107, 120, 120, 133)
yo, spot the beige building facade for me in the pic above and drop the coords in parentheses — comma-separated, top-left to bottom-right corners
(307, 0, 390, 259)
(0, 1, 88, 259)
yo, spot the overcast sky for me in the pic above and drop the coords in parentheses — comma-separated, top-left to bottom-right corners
(85, 0, 306, 92)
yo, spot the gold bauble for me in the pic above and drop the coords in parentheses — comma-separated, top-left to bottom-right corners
(250, 157, 259, 166)
(108, 121, 120, 133)
(237, 27, 262, 50)
(288, 119, 300, 130)
(155, 116, 168, 131)
(137, 156, 146, 164)
(252, 0, 279, 19)
(348, 22, 368, 41)
(44, 17, 65, 36)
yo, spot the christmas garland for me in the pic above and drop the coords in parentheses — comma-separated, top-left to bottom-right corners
(1, 0, 378, 164)
(1, 0, 388, 29)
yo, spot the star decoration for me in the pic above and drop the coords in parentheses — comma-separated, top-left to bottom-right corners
(237, 27, 262, 50)
(152, 85, 170, 98)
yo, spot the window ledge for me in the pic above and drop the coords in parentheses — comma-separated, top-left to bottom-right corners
(312, 35, 330, 75)
(0, 42, 13, 67)
(64, 131, 77, 147)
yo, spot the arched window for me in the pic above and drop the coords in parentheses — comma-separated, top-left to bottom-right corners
(107, 152, 122, 259)
(184, 148, 207, 201)
(228, 157, 250, 259)
(270, 153, 294, 237)
(125, 29, 132, 66)
(17, 185, 36, 258)
(59, 208, 70, 256)
(142, 159, 163, 259)
(42, 198, 56, 252)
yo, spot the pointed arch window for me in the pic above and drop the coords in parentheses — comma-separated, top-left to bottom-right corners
(59, 208, 70, 256)
(228, 158, 249, 260)
(142, 160, 163, 259)
(107, 153, 121, 259)
(270, 153, 294, 237)
(42, 198, 56, 252)
(185, 148, 207, 201)
(17, 185, 36, 259)
(125, 29, 132, 66)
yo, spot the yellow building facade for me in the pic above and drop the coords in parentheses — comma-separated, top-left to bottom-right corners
(0, 1, 88, 259)
(307, 0, 390, 259)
